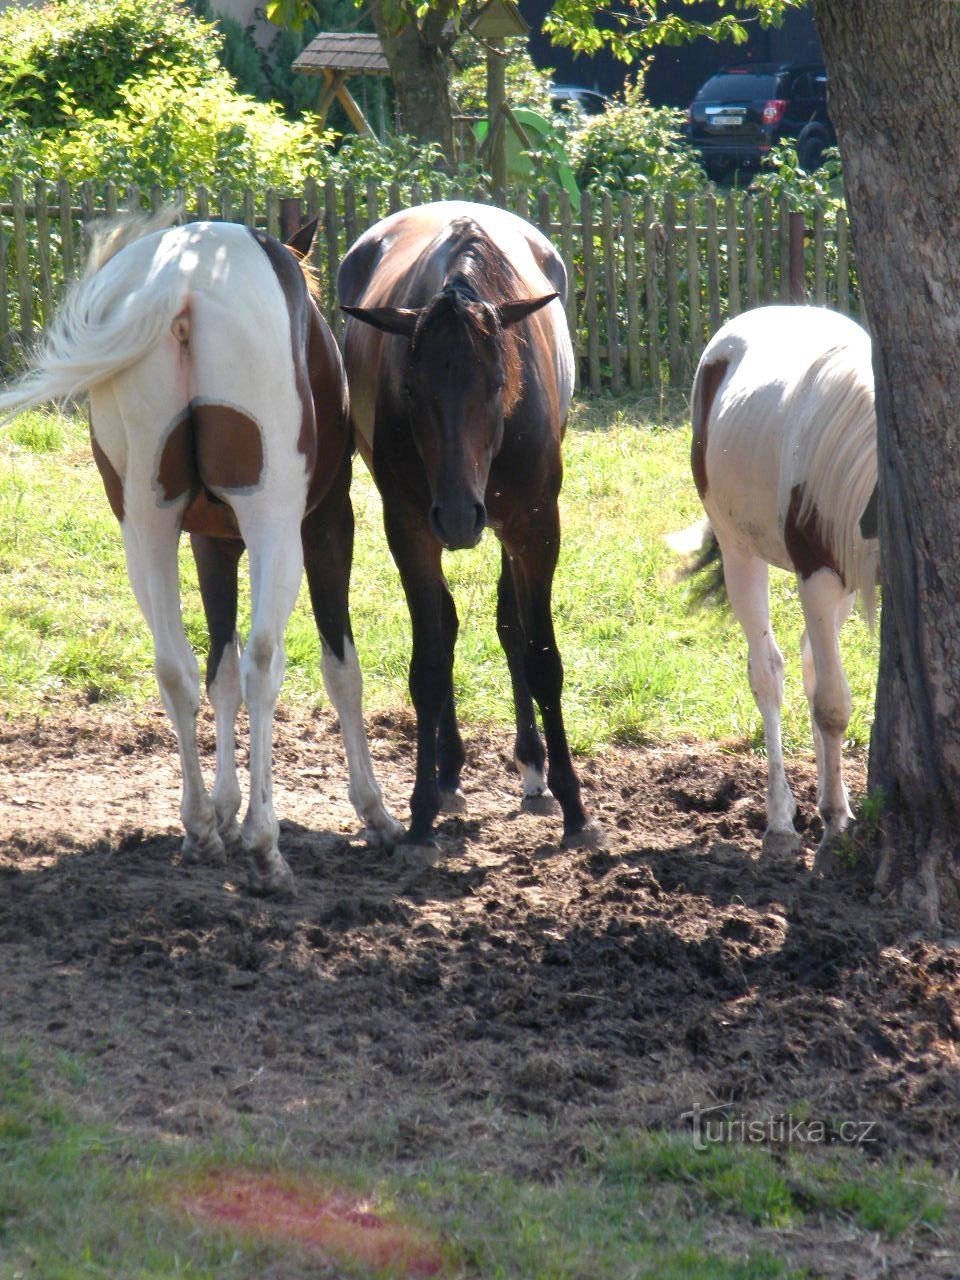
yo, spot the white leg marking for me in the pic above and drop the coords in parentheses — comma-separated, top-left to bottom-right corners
(235, 519, 304, 895)
(517, 758, 560, 816)
(797, 570, 856, 845)
(208, 634, 242, 846)
(722, 547, 799, 853)
(122, 513, 222, 865)
(321, 637, 404, 847)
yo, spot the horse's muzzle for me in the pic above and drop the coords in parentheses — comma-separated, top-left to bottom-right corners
(429, 500, 487, 550)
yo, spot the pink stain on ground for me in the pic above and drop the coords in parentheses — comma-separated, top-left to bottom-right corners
(178, 1171, 446, 1277)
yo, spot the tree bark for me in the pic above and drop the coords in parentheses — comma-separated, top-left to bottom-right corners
(368, 1, 457, 162)
(812, 0, 960, 930)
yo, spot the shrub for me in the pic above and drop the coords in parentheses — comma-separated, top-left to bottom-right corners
(746, 140, 844, 212)
(0, 0, 219, 128)
(571, 76, 704, 197)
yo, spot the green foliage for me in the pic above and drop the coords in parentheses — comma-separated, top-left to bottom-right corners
(1, 68, 328, 193)
(545, 0, 806, 63)
(451, 36, 553, 116)
(323, 131, 481, 193)
(0, 0, 220, 129)
(571, 77, 705, 195)
(747, 140, 844, 211)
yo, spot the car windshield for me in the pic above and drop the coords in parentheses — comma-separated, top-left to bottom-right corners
(696, 73, 778, 102)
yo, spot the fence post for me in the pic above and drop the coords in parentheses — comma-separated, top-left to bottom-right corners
(789, 211, 806, 303)
(280, 197, 302, 242)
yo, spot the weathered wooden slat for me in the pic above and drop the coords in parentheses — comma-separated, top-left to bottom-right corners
(58, 180, 75, 284)
(580, 192, 601, 395)
(662, 193, 682, 385)
(743, 194, 758, 309)
(11, 177, 32, 344)
(324, 177, 341, 331)
(685, 194, 702, 366)
(621, 194, 641, 391)
(779, 196, 791, 303)
(265, 190, 280, 238)
(34, 181, 54, 328)
(813, 205, 826, 305)
(761, 195, 775, 302)
(725, 192, 740, 318)
(644, 196, 661, 393)
(0, 220, 11, 367)
(601, 193, 622, 395)
(705, 191, 721, 335)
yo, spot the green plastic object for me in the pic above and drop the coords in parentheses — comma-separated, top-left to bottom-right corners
(474, 107, 581, 211)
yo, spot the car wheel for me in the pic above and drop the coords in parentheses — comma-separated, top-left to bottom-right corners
(796, 126, 827, 172)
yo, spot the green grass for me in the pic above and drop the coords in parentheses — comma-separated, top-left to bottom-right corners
(0, 402, 879, 755)
(1, 1048, 950, 1280)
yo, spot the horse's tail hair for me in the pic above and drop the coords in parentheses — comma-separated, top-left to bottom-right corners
(665, 518, 728, 609)
(0, 206, 185, 422)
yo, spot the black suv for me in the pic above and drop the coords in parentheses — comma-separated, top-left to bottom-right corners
(683, 63, 835, 181)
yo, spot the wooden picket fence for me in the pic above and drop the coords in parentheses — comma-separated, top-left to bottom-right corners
(0, 175, 860, 394)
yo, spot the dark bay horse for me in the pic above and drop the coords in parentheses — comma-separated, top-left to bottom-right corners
(0, 209, 402, 893)
(338, 200, 599, 859)
(677, 305, 878, 863)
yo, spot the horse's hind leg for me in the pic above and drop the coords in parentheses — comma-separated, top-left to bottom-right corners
(301, 498, 404, 848)
(496, 545, 557, 815)
(190, 533, 244, 847)
(720, 545, 799, 855)
(231, 510, 304, 894)
(797, 569, 855, 861)
(123, 510, 222, 864)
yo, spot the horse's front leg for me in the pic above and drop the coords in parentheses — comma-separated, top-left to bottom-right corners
(495, 543, 556, 815)
(503, 508, 600, 849)
(190, 533, 244, 850)
(383, 500, 458, 862)
(300, 486, 404, 849)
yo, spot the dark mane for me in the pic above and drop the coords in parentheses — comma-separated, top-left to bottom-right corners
(412, 219, 526, 414)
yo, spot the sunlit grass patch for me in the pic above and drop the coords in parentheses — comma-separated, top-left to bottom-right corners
(0, 398, 879, 759)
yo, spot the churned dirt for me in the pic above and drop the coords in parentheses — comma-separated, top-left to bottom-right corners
(1, 703, 959, 1274)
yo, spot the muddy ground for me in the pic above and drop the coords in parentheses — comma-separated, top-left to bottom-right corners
(1, 704, 959, 1275)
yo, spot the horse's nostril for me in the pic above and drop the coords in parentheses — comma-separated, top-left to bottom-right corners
(474, 503, 487, 537)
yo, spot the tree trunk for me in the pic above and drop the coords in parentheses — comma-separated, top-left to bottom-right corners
(813, 0, 960, 930)
(368, 1, 457, 163)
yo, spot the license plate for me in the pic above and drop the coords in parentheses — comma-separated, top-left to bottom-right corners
(710, 114, 741, 127)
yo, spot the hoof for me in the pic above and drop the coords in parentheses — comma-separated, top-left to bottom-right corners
(395, 839, 442, 871)
(439, 788, 467, 816)
(246, 855, 296, 898)
(813, 833, 849, 876)
(363, 812, 406, 851)
(521, 789, 561, 817)
(761, 827, 802, 858)
(561, 822, 607, 852)
(181, 829, 226, 867)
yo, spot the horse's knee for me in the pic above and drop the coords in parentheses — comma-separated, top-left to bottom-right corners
(812, 681, 851, 738)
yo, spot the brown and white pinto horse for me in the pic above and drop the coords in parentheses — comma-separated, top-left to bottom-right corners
(681, 305, 877, 863)
(338, 201, 598, 859)
(0, 210, 402, 893)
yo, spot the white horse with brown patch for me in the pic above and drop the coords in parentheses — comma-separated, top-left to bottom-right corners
(0, 209, 402, 893)
(680, 305, 878, 862)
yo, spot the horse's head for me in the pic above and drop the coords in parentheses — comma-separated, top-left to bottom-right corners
(343, 286, 555, 549)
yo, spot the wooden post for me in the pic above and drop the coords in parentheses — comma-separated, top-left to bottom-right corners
(789, 210, 806, 303)
(280, 197, 303, 242)
(487, 40, 507, 195)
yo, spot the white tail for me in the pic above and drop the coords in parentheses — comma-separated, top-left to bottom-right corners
(0, 208, 185, 420)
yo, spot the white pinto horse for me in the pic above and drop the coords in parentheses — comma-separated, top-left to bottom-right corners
(0, 209, 402, 893)
(680, 305, 878, 862)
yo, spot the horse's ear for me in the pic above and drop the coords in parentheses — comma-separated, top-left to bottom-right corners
(341, 304, 421, 337)
(285, 216, 319, 261)
(497, 293, 558, 328)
